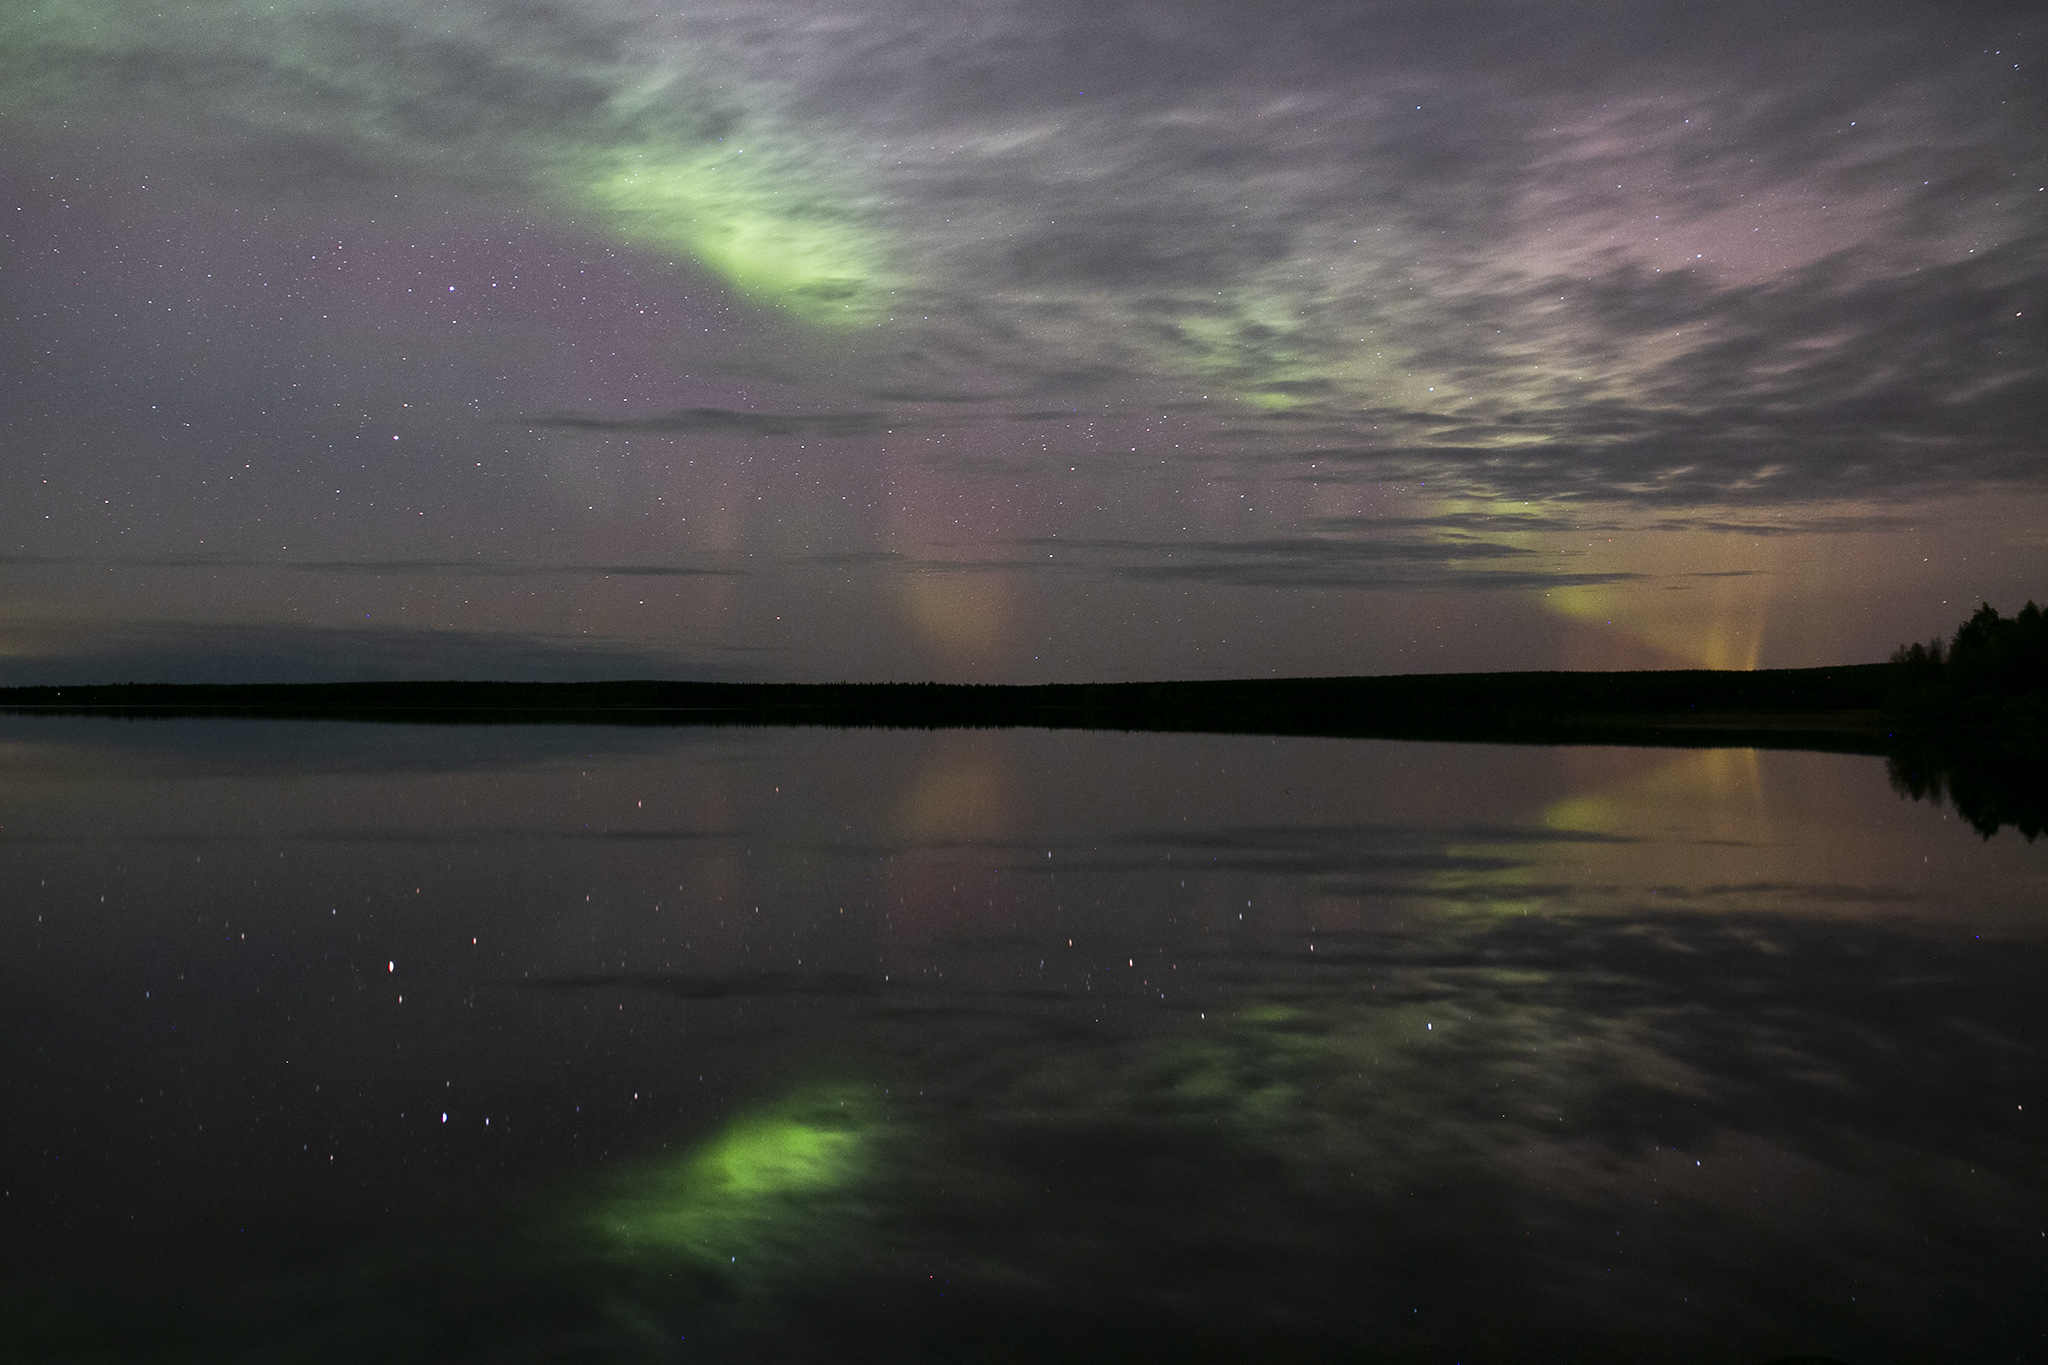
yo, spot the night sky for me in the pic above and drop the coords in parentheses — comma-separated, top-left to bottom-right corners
(2, 0, 2041, 684)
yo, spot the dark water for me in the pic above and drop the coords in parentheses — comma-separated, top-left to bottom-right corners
(3, 718, 2042, 1363)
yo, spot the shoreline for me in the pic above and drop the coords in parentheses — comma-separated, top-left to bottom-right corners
(0, 665, 1902, 750)
(3, 663, 2038, 836)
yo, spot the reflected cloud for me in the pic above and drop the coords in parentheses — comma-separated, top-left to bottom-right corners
(3, 722, 2040, 1361)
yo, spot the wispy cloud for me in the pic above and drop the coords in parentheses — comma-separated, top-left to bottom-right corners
(9, 0, 2038, 505)
(0, 555, 741, 579)
(939, 535, 1648, 591)
(1649, 515, 1931, 537)
(518, 407, 891, 437)
(0, 617, 772, 687)
(2, 0, 2039, 677)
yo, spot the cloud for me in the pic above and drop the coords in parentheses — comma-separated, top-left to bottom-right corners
(766, 532, 1641, 592)
(296, 560, 743, 578)
(997, 535, 1644, 591)
(796, 550, 912, 567)
(518, 406, 890, 438)
(0, 618, 772, 686)
(1649, 515, 1929, 537)
(4, 0, 2041, 511)
(1238, 237, 2045, 506)
(0, 555, 740, 579)
(1309, 512, 1595, 534)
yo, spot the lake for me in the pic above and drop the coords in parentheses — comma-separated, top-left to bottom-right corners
(3, 716, 2042, 1363)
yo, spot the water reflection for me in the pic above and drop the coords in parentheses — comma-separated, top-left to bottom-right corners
(587, 1084, 879, 1268)
(1427, 745, 1950, 924)
(1888, 740, 2048, 841)
(1, 718, 2041, 1362)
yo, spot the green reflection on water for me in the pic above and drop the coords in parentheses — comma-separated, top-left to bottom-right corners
(585, 1084, 882, 1271)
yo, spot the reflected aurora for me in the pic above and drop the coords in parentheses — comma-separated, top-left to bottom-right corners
(586, 1086, 880, 1267)
(1, 721, 2038, 1360)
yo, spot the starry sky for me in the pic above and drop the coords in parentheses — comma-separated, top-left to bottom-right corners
(2, 0, 2041, 684)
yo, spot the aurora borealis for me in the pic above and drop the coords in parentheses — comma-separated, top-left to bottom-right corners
(2, 0, 2041, 683)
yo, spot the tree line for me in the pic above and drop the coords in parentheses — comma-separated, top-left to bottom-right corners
(1883, 600, 2045, 840)
(1887, 600, 2047, 719)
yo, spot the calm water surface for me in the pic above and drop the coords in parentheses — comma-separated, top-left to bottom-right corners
(3, 718, 2043, 1363)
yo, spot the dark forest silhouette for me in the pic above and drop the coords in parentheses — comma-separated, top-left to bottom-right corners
(1887, 600, 2048, 721)
(1884, 601, 2047, 840)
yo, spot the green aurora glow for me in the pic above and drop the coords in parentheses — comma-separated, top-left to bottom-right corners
(0, 2, 894, 326)
(580, 145, 891, 325)
(0, 1, 1459, 391)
